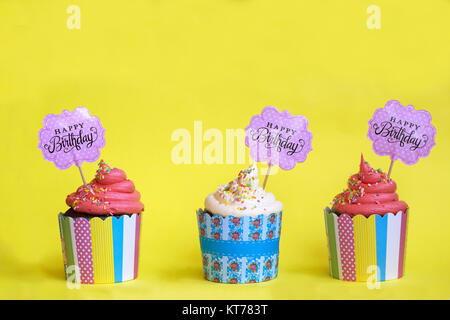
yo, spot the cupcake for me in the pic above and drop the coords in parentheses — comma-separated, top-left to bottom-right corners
(58, 160, 144, 284)
(324, 155, 409, 282)
(197, 163, 283, 284)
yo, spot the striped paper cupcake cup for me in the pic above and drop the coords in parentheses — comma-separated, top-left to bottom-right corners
(197, 209, 282, 284)
(324, 207, 408, 282)
(58, 212, 142, 284)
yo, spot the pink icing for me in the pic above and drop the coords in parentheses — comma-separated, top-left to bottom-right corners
(66, 160, 144, 215)
(331, 155, 408, 216)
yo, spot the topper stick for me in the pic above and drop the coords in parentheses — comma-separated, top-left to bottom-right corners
(72, 152, 87, 185)
(77, 165, 87, 185)
(262, 163, 273, 190)
(387, 159, 394, 179)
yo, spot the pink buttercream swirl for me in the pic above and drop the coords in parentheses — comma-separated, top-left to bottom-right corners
(331, 155, 408, 216)
(66, 160, 144, 215)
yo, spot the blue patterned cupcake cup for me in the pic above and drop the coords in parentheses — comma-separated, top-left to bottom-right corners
(196, 209, 282, 284)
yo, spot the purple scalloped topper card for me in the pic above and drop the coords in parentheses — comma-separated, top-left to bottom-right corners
(368, 100, 436, 165)
(245, 106, 313, 170)
(38, 107, 106, 170)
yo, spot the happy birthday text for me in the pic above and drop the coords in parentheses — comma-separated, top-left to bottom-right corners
(372, 116, 427, 151)
(44, 122, 98, 154)
(249, 122, 305, 156)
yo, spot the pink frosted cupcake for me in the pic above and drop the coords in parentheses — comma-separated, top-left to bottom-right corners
(324, 155, 409, 282)
(59, 160, 144, 284)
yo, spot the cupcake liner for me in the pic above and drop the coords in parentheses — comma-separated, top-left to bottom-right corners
(58, 212, 142, 284)
(196, 209, 282, 284)
(324, 207, 408, 282)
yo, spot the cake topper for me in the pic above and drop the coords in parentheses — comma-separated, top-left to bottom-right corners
(368, 100, 436, 178)
(245, 106, 313, 188)
(38, 107, 106, 184)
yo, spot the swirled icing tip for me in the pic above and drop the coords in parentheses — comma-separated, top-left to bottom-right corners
(237, 162, 259, 187)
(359, 154, 387, 184)
(96, 159, 111, 180)
(217, 163, 260, 209)
(360, 153, 365, 171)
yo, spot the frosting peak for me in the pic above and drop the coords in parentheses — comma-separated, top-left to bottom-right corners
(359, 154, 383, 184)
(331, 155, 408, 216)
(217, 162, 261, 204)
(66, 160, 144, 215)
(205, 163, 283, 217)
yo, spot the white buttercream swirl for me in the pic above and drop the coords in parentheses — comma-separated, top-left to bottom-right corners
(204, 163, 283, 217)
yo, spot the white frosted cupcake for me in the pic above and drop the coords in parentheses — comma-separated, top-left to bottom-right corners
(197, 163, 283, 284)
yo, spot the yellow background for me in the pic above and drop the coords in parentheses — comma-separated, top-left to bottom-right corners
(0, 0, 449, 299)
